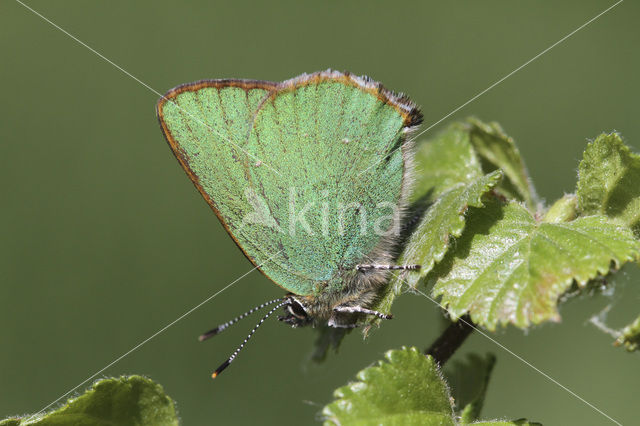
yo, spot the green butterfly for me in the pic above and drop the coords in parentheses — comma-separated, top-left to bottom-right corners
(157, 70, 422, 377)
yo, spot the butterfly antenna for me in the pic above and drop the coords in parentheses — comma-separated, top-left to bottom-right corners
(199, 298, 284, 342)
(211, 300, 289, 379)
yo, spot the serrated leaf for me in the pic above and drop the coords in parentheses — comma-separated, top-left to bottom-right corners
(410, 123, 484, 204)
(404, 171, 503, 286)
(615, 315, 640, 352)
(370, 171, 502, 322)
(577, 133, 640, 235)
(466, 118, 538, 209)
(322, 347, 538, 426)
(445, 353, 496, 423)
(430, 197, 640, 330)
(322, 347, 455, 426)
(3, 376, 178, 426)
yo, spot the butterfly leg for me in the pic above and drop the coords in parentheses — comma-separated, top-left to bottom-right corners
(355, 264, 421, 272)
(333, 305, 393, 320)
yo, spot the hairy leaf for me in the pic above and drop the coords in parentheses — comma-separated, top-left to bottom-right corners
(466, 118, 538, 209)
(322, 347, 537, 426)
(404, 171, 502, 287)
(542, 194, 578, 223)
(367, 123, 500, 325)
(577, 132, 640, 235)
(2, 376, 178, 426)
(322, 347, 455, 426)
(370, 171, 502, 323)
(430, 197, 640, 330)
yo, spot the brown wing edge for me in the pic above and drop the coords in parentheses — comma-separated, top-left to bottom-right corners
(155, 78, 287, 290)
(276, 69, 423, 128)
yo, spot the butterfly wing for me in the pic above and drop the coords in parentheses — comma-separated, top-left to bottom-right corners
(157, 71, 421, 296)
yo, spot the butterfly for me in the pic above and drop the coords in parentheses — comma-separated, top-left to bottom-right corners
(156, 70, 422, 377)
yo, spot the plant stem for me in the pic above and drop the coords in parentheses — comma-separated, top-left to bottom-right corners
(425, 314, 474, 365)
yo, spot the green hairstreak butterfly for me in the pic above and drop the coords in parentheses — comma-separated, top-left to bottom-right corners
(156, 70, 422, 377)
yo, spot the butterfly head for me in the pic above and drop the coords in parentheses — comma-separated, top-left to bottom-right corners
(278, 295, 313, 328)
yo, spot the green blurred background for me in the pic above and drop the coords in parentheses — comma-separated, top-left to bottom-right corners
(2, 1, 639, 424)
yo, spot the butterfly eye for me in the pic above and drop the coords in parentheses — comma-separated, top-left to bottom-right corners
(286, 298, 308, 319)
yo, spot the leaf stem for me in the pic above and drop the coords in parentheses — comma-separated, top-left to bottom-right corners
(425, 314, 474, 365)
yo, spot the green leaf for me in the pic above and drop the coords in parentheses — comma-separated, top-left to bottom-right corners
(404, 171, 503, 287)
(430, 197, 640, 330)
(466, 118, 538, 209)
(542, 194, 577, 223)
(322, 347, 538, 426)
(3, 376, 179, 426)
(445, 353, 496, 423)
(322, 347, 455, 426)
(366, 123, 501, 326)
(410, 123, 484, 204)
(577, 132, 640, 235)
(370, 171, 502, 324)
(615, 315, 640, 352)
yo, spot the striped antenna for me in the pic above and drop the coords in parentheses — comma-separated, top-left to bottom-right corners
(198, 298, 284, 342)
(211, 300, 289, 379)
